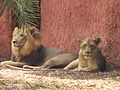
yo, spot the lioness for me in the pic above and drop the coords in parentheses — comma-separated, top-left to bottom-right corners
(1, 27, 78, 70)
(64, 38, 106, 72)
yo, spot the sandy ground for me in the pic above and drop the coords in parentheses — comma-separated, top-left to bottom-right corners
(0, 67, 120, 90)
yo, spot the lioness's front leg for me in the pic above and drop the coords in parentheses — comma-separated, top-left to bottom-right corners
(72, 65, 85, 71)
(64, 59, 79, 70)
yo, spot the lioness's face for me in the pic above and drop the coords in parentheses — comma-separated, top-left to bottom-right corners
(79, 38, 101, 59)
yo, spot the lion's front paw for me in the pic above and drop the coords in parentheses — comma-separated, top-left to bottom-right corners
(0, 61, 12, 67)
(23, 65, 44, 70)
(33, 67, 43, 70)
(23, 65, 32, 69)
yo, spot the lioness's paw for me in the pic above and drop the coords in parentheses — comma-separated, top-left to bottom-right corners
(71, 68, 80, 72)
(63, 67, 68, 70)
(84, 67, 90, 71)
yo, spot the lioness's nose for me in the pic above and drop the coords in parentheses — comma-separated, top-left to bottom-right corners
(13, 41, 17, 43)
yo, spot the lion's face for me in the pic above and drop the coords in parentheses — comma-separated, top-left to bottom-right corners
(79, 38, 101, 59)
(12, 27, 41, 56)
(12, 27, 27, 48)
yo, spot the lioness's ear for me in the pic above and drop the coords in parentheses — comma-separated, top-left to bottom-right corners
(94, 38, 101, 45)
(76, 38, 82, 45)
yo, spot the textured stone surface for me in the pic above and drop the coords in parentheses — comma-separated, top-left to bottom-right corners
(0, 10, 12, 58)
(41, 0, 120, 66)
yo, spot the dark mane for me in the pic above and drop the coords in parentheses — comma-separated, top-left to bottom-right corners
(18, 45, 46, 66)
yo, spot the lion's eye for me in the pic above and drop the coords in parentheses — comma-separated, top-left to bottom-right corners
(20, 34, 24, 37)
(84, 44, 86, 47)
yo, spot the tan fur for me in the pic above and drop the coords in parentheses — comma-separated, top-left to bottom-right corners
(64, 38, 106, 72)
(1, 27, 78, 70)
(1, 27, 42, 69)
(12, 27, 41, 59)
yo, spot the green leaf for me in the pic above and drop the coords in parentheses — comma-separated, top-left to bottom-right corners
(0, 0, 40, 29)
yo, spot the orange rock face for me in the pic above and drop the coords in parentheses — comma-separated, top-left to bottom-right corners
(41, 0, 120, 66)
(0, 0, 120, 66)
(0, 10, 12, 58)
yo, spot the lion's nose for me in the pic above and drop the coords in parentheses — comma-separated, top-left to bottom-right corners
(86, 51, 91, 54)
(13, 41, 17, 44)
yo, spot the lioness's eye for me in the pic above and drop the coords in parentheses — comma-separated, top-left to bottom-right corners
(80, 44, 86, 48)
(90, 45, 95, 48)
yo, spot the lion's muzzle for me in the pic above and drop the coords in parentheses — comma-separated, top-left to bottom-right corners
(12, 40, 25, 48)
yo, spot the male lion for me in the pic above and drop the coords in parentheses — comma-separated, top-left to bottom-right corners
(64, 38, 106, 72)
(1, 27, 78, 70)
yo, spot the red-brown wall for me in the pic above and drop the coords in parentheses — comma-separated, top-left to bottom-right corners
(0, 10, 12, 58)
(0, 0, 120, 66)
(41, 0, 120, 66)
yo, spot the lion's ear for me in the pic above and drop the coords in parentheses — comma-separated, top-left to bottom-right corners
(29, 27, 36, 35)
(14, 27, 19, 33)
(13, 27, 19, 35)
(29, 27, 41, 39)
(94, 37, 101, 45)
(14, 27, 19, 31)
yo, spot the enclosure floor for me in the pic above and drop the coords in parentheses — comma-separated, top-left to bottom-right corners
(0, 68, 120, 90)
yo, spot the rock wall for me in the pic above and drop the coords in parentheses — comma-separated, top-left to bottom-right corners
(0, 10, 12, 58)
(0, 0, 120, 66)
(41, 0, 120, 66)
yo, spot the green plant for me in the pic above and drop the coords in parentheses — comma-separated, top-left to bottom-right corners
(0, 0, 40, 29)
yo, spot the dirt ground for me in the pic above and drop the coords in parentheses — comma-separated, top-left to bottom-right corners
(0, 57, 119, 90)
(0, 67, 120, 90)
